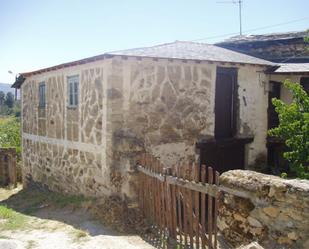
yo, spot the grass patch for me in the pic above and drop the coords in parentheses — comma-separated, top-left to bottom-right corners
(26, 240, 37, 249)
(71, 229, 89, 243)
(3, 187, 93, 215)
(49, 192, 87, 208)
(0, 205, 27, 230)
(75, 230, 88, 238)
(0, 235, 11, 239)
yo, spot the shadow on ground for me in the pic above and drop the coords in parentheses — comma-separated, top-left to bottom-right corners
(0, 186, 231, 249)
(0, 186, 176, 248)
(140, 229, 231, 249)
(0, 185, 119, 237)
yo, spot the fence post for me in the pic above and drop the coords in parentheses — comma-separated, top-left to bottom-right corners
(137, 156, 220, 249)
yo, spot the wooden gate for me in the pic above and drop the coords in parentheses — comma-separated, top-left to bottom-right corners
(137, 154, 220, 249)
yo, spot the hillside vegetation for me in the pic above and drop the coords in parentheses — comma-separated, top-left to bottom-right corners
(0, 90, 20, 116)
(0, 116, 21, 159)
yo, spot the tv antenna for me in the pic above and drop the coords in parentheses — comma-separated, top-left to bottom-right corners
(217, 0, 243, 36)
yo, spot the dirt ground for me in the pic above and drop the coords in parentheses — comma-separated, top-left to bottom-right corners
(0, 186, 155, 249)
(0, 186, 233, 249)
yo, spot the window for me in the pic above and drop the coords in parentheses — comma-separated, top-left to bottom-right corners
(268, 81, 281, 129)
(38, 82, 46, 107)
(300, 77, 309, 95)
(67, 75, 79, 107)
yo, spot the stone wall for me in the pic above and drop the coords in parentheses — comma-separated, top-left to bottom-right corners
(218, 170, 309, 249)
(217, 37, 309, 63)
(21, 55, 270, 199)
(21, 61, 111, 196)
(237, 66, 268, 167)
(106, 57, 217, 198)
(0, 148, 17, 187)
(105, 56, 269, 198)
(270, 74, 306, 104)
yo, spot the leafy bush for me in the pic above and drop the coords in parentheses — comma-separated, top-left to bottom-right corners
(268, 80, 309, 179)
(0, 117, 21, 159)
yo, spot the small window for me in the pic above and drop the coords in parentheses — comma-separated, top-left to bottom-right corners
(300, 77, 309, 95)
(38, 82, 46, 107)
(67, 75, 79, 107)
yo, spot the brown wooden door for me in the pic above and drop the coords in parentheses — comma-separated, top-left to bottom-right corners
(199, 139, 247, 174)
(198, 67, 248, 174)
(214, 67, 237, 139)
(268, 81, 281, 129)
(300, 77, 309, 94)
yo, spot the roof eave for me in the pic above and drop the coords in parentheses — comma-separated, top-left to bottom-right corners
(15, 50, 274, 87)
(267, 71, 309, 75)
(19, 53, 113, 78)
(11, 75, 26, 89)
(107, 53, 274, 67)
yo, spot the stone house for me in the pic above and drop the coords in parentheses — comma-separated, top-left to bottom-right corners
(216, 30, 309, 173)
(265, 63, 309, 173)
(13, 41, 303, 199)
(216, 30, 309, 63)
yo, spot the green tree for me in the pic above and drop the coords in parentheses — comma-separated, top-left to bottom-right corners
(13, 100, 21, 117)
(268, 80, 309, 179)
(0, 91, 5, 105)
(0, 117, 21, 159)
(4, 92, 14, 109)
(0, 105, 11, 115)
(0, 91, 5, 113)
(305, 30, 309, 44)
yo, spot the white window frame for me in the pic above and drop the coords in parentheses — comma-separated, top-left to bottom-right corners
(67, 75, 79, 107)
(38, 82, 46, 108)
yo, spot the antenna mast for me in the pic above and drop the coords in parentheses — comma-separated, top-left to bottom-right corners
(238, 0, 242, 35)
(217, 0, 243, 36)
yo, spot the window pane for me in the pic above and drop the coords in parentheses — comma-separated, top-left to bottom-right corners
(300, 77, 309, 95)
(39, 83, 45, 107)
(69, 82, 73, 106)
(70, 82, 73, 94)
(74, 82, 78, 105)
(39, 88, 41, 105)
(74, 93, 78, 105)
(68, 76, 79, 106)
(74, 82, 78, 92)
(43, 85, 45, 105)
(70, 94, 73, 105)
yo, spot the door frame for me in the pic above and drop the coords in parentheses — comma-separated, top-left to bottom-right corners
(214, 67, 238, 139)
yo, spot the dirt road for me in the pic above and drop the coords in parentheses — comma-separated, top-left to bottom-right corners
(0, 186, 155, 249)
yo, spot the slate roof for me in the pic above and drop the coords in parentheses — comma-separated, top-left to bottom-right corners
(217, 31, 308, 44)
(12, 41, 276, 88)
(272, 63, 309, 73)
(108, 41, 275, 66)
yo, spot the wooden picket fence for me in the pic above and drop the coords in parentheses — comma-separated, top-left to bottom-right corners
(137, 154, 220, 249)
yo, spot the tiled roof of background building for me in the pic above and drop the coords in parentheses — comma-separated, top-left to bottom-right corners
(272, 63, 309, 73)
(217, 31, 308, 44)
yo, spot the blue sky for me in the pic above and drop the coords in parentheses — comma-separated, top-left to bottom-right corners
(0, 0, 308, 83)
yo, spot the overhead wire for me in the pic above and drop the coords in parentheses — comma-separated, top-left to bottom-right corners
(186, 16, 309, 64)
(189, 17, 309, 42)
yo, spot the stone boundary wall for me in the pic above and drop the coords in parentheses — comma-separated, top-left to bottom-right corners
(0, 148, 17, 187)
(218, 170, 309, 249)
